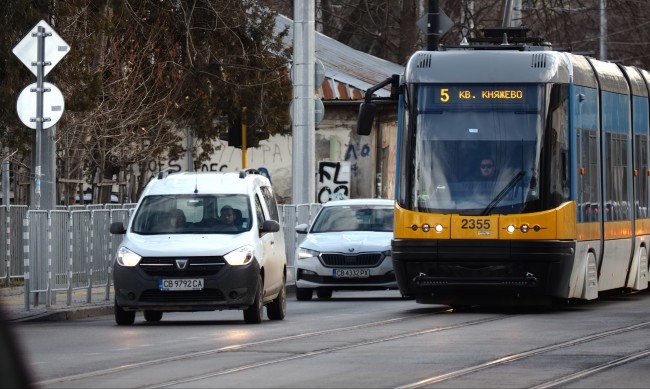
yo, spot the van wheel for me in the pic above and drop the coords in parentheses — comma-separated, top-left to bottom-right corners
(267, 278, 286, 320)
(296, 286, 313, 301)
(244, 275, 264, 324)
(144, 310, 163, 322)
(317, 289, 332, 299)
(115, 300, 135, 326)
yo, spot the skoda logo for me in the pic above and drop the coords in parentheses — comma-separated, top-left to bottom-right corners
(175, 259, 189, 270)
(348, 248, 355, 253)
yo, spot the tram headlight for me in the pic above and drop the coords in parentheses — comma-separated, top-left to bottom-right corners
(520, 224, 529, 233)
(435, 224, 444, 233)
(506, 225, 516, 234)
(422, 224, 431, 232)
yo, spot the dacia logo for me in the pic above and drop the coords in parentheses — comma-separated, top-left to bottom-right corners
(175, 259, 189, 270)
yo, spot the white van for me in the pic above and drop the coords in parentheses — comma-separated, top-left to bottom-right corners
(109, 169, 287, 325)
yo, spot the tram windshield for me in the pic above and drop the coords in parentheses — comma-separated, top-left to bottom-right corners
(409, 84, 544, 215)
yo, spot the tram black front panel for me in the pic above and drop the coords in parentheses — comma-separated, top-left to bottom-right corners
(391, 239, 576, 303)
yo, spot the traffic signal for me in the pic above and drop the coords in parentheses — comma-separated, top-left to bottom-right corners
(245, 129, 269, 149)
(219, 117, 269, 149)
(218, 117, 243, 148)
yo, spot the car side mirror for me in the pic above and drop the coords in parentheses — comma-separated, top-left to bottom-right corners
(295, 223, 308, 234)
(261, 220, 280, 233)
(109, 222, 126, 235)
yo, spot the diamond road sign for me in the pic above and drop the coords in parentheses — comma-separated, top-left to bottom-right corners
(12, 20, 70, 77)
(417, 9, 453, 37)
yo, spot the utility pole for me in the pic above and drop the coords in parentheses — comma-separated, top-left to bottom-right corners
(186, 128, 193, 172)
(1, 159, 8, 205)
(600, 0, 607, 60)
(292, 0, 316, 204)
(427, 0, 440, 51)
(502, 0, 514, 27)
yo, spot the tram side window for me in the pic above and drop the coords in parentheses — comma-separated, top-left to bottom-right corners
(578, 128, 599, 222)
(602, 91, 631, 222)
(635, 134, 648, 218)
(605, 132, 630, 221)
(633, 95, 649, 219)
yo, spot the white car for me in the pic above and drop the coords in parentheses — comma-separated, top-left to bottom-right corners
(294, 199, 397, 300)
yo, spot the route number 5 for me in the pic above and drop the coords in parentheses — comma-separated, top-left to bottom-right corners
(440, 88, 449, 102)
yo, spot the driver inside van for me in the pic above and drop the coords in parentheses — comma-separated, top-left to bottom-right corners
(168, 209, 187, 231)
(220, 205, 240, 231)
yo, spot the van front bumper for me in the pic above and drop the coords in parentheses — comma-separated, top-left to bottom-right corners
(114, 258, 260, 312)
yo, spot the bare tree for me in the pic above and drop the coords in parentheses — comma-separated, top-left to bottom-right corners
(0, 0, 292, 205)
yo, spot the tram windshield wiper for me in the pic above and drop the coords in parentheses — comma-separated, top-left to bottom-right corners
(480, 170, 525, 216)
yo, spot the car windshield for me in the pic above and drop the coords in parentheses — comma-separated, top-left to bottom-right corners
(131, 194, 251, 234)
(310, 204, 393, 233)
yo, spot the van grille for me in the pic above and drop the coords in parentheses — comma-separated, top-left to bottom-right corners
(140, 289, 225, 303)
(139, 256, 226, 276)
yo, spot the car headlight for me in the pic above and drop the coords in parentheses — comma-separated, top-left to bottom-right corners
(224, 245, 254, 266)
(298, 248, 320, 259)
(382, 250, 391, 257)
(116, 247, 142, 267)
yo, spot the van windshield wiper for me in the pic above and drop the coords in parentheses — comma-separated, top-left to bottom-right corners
(480, 170, 525, 216)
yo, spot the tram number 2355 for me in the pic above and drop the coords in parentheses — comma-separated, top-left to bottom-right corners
(461, 219, 491, 229)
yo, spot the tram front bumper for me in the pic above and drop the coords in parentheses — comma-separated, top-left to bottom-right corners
(392, 239, 576, 304)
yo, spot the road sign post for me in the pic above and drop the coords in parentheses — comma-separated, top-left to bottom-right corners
(13, 20, 69, 211)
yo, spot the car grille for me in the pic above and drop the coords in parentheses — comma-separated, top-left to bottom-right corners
(140, 289, 225, 303)
(320, 253, 383, 267)
(138, 256, 226, 276)
(299, 273, 395, 285)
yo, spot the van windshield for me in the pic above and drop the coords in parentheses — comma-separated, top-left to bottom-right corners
(131, 194, 251, 234)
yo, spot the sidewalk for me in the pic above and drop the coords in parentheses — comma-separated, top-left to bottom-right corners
(0, 286, 114, 323)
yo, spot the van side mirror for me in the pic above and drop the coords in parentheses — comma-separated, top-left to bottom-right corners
(357, 102, 376, 136)
(261, 220, 280, 233)
(294, 223, 308, 234)
(109, 222, 126, 235)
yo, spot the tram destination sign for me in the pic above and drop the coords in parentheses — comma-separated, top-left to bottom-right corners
(432, 85, 536, 107)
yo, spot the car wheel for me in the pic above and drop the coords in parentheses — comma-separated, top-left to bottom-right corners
(267, 278, 286, 320)
(243, 275, 264, 324)
(144, 310, 163, 322)
(316, 289, 332, 299)
(295, 286, 313, 301)
(115, 300, 135, 326)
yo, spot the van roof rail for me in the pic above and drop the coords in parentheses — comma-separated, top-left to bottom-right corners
(239, 168, 261, 179)
(157, 167, 176, 179)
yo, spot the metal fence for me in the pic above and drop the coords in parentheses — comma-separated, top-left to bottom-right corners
(1, 202, 321, 309)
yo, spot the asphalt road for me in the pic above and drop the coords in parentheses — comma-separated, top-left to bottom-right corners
(10, 289, 650, 388)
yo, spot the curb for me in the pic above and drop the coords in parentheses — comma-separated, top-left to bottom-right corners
(12, 284, 297, 323)
(0, 287, 25, 297)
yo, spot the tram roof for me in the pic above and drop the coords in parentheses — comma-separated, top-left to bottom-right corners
(404, 50, 571, 84)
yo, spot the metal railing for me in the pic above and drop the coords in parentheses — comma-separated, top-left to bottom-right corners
(1, 203, 321, 309)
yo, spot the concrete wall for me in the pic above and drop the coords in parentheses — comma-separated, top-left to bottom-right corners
(139, 107, 398, 204)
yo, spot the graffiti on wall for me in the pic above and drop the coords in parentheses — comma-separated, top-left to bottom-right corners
(317, 161, 350, 203)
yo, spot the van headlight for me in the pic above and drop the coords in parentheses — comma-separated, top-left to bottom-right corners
(224, 245, 254, 266)
(298, 248, 320, 259)
(116, 247, 142, 267)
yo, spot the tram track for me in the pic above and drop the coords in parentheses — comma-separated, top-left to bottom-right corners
(396, 320, 650, 389)
(529, 348, 650, 389)
(36, 309, 504, 387)
(35, 307, 650, 388)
